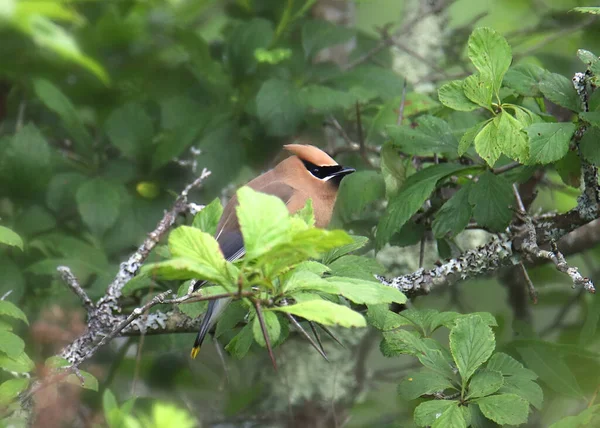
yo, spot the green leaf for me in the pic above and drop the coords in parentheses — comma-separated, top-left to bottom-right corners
(66, 370, 98, 391)
(398, 369, 457, 400)
(321, 235, 369, 264)
(387, 116, 459, 156)
(33, 79, 93, 152)
(580, 285, 600, 346)
(498, 111, 529, 164)
(0, 330, 25, 358)
(468, 172, 513, 231)
(326, 277, 407, 304)
(0, 378, 29, 406)
(486, 352, 537, 379)
(301, 19, 355, 57)
(141, 258, 230, 285)
(225, 324, 254, 359)
(237, 186, 291, 260)
(468, 27, 512, 93)
(0, 301, 28, 325)
(0, 226, 23, 251)
(283, 270, 337, 294)
(414, 399, 458, 427)
(432, 183, 472, 238)
(474, 116, 503, 166)
(105, 103, 154, 160)
(294, 199, 315, 228)
(0, 351, 34, 373)
(499, 375, 543, 410)
(475, 393, 529, 425)
(539, 73, 580, 112)
(168, 226, 230, 285)
(270, 300, 366, 327)
(176, 282, 207, 318)
(580, 111, 600, 127)
(215, 301, 247, 339)
(467, 369, 504, 399)
(0, 124, 52, 194)
(299, 85, 358, 113)
(256, 79, 305, 137)
(549, 404, 600, 428)
(463, 73, 494, 109)
(380, 142, 413, 198)
(192, 198, 224, 236)
(252, 311, 281, 347)
(432, 402, 467, 428)
(334, 171, 385, 223)
(377, 164, 468, 247)
(459, 121, 486, 156)
(572, 7, 600, 14)
(45, 356, 70, 368)
(438, 80, 479, 111)
(254, 47, 292, 64)
(76, 179, 121, 236)
(516, 346, 584, 399)
(555, 150, 581, 188)
(526, 122, 576, 164)
(450, 315, 495, 385)
(366, 304, 410, 330)
(503, 64, 547, 97)
(327, 255, 384, 281)
(227, 18, 274, 75)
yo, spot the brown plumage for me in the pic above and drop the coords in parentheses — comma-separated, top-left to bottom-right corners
(190, 144, 355, 359)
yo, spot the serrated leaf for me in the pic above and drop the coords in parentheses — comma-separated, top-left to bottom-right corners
(503, 64, 547, 97)
(499, 375, 543, 409)
(256, 79, 305, 137)
(0, 330, 25, 358)
(192, 198, 223, 236)
(377, 164, 468, 247)
(572, 7, 600, 14)
(539, 73, 580, 112)
(498, 111, 529, 164)
(474, 116, 502, 166)
(0, 226, 23, 251)
(366, 304, 410, 330)
(468, 172, 513, 231)
(335, 171, 385, 223)
(467, 369, 504, 399)
(0, 301, 28, 325)
(414, 399, 458, 427)
(475, 393, 529, 425)
(526, 122, 575, 164)
(227, 18, 274, 75)
(438, 80, 479, 111)
(380, 142, 413, 198)
(486, 352, 537, 380)
(237, 186, 291, 260)
(270, 300, 366, 327)
(459, 121, 487, 156)
(302, 19, 355, 57)
(555, 150, 581, 188)
(549, 404, 600, 428)
(516, 346, 584, 399)
(225, 324, 254, 359)
(76, 179, 121, 236)
(387, 116, 460, 156)
(33, 79, 93, 152)
(450, 315, 495, 385)
(327, 255, 384, 281)
(105, 103, 154, 159)
(321, 235, 369, 264)
(463, 73, 494, 109)
(326, 276, 406, 304)
(432, 183, 473, 238)
(432, 402, 467, 428)
(252, 310, 281, 347)
(468, 27, 512, 93)
(167, 226, 230, 285)
(398, 369, 457, 400)
(176, 282, 207, 318)
(0, 378, 30, 406)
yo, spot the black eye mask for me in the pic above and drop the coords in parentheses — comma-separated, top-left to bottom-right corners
(301, 160, 344, 179)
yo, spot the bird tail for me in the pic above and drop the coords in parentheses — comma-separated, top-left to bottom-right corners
(190, 298, 231, 359)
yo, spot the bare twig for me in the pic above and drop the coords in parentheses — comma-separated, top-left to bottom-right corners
(57, 266, 94, 313)
(397, 80, 408, 125)
(493, 162, 522, 175)
(518, 262, 538, 304)
(285, 313, 329, 361)
(254, 301, 277, 371)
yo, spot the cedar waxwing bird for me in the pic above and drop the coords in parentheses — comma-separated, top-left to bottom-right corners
(190, 144, 356, 359)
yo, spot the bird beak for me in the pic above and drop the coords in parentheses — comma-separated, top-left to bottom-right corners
(331, 166, 356, 179)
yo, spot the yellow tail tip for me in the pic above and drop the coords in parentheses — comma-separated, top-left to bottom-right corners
(190, 346, 200, 359)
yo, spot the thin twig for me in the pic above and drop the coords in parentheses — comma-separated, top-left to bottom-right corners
(355, 102, 372, 167)
(308, 321, 326, 357)
(493, 162, 521, 175)
(254, 301, 277, 371)
(285, 313, 328, 361)
(397, 80, 408, 125)
(518, 262, 538, 304)
(57, 266, 94, 313)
